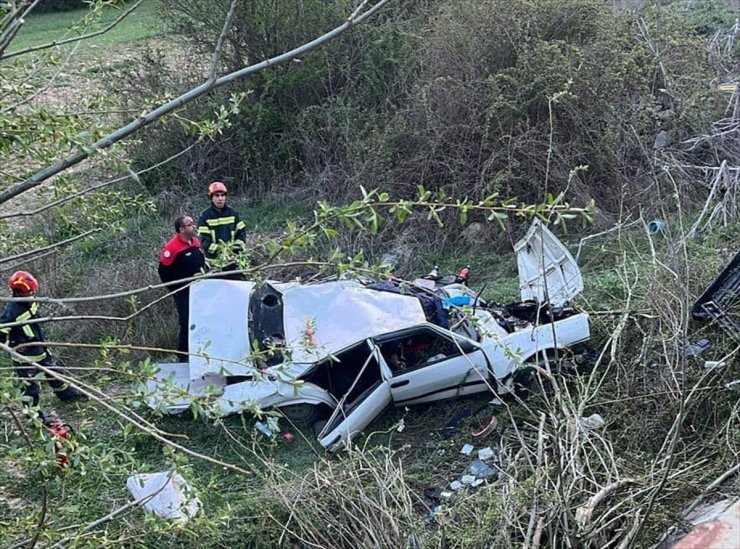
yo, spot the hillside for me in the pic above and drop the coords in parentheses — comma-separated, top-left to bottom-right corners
(0, 0, 739, 547)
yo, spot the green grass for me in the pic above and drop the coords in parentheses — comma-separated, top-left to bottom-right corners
(9, 0, 164, 53)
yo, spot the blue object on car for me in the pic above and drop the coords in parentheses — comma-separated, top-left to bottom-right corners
(443, 296, 474, 307)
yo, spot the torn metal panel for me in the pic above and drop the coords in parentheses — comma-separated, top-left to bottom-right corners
(189, 280, 255, 378)
(692, 249, 740, 341)
(514, 219, 584, 307)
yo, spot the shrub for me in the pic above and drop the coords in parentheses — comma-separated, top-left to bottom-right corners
(34, 0, 87, 13)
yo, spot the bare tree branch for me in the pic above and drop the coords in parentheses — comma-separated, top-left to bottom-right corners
(1, 0, 146, 61)
(0, 142, 200, 221)
(207, 0, 239, 83)
(0, 229, 100, 266)
(0, 341, 256, 476)
(0, 0, 41, 57)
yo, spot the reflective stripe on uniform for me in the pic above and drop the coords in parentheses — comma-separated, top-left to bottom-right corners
(205, 217, 236, 227)
(18, 351, 48, 362)
(22, 324, 34, 338)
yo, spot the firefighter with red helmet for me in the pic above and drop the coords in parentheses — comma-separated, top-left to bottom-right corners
(158, 215, 206, 354)
(197, 181, 247, 278)
(0, 271, 85, 413)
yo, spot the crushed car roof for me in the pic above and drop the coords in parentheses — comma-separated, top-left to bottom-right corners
(189, 279, 428, 378)
(279, 280, 427, 363)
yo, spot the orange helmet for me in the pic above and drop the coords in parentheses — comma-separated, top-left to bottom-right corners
(8, 271, 39, 294)
(208, 181, 228, 197)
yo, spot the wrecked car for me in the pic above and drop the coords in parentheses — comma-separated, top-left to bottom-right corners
(146, 220, 590, 450)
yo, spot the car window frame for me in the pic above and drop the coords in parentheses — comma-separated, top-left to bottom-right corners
(373, 323, 480, 375)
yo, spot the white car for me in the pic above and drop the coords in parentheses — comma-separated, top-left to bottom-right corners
(146, 220, 590, 450)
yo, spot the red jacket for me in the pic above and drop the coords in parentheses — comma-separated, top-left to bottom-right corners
(158, 236, 205, 288)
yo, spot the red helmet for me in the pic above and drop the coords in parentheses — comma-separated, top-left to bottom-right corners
(208, 181, 228, 197)
(9, 271, 39, 294)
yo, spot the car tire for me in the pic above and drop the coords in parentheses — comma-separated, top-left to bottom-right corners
(278, 403, 326, 425)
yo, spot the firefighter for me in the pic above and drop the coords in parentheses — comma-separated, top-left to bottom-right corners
(197, 181, 247, 278)
(158, 215, 206, 354)
(0, 271, 85, 413)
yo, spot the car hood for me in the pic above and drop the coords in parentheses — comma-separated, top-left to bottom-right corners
(513, 220, 583, 306)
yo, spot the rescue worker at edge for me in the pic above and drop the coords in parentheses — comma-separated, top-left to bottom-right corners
(0, 271, 85, 417)
(197, 181, 247, 280)
(158, 215, 206, 355)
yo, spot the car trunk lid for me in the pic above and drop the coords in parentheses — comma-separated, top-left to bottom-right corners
(514, 219, 583, 306)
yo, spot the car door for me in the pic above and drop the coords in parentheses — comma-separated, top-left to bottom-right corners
(317, 341, 392, 451)
(374, 326, 490, 407)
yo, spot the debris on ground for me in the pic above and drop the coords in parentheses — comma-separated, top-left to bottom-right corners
(465, 459, 498, 481)
(683, 338, 712, 358)
(477, 447, 495, 461)
(254, 418, 279, 438)
(471, 414, 498, 438)
(126, 472, 201, 523)
(440, 409, 474, 438)
(460, 443, 474, 456)
(579, 414, 606, 430)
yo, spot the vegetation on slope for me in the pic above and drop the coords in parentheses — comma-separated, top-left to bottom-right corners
(0, 0, 738, 547)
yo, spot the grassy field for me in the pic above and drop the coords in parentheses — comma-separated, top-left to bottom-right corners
(9, 0, 164, 53)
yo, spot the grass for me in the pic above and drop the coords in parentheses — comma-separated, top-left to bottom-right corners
(9, 0, 164, 53)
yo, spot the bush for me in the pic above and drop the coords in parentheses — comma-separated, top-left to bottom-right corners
(34, 0, 87, 13)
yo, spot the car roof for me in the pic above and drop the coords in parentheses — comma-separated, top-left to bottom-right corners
(188, 279, 429, 379)
(277, 279, 428, 365)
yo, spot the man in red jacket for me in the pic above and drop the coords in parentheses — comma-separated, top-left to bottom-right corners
(158, 215, 206, 355)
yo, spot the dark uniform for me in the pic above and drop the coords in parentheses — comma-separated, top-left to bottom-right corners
(197, 205, 247, 274)
(158, 235, 206, 354)
(0, 300, 80, 406)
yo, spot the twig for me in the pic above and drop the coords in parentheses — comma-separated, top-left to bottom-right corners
(206, 0, 239, 82)
(0, 342, 254, 477)
(0, 141, 199, 220)
(0, 0, 41, 57)
(575, 479, 637, 532)
(2, 0, 145, 61)
(575, 219, 641, 262)
(523, 413, 546, 549)
(6, 405, 48, 549)
(0, 229, 100, 266)
(682, 461, 740, 518)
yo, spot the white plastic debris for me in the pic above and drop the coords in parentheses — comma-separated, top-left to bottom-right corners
(704, 360, 726, 370)
(440, 491, 453, 499)
(579, 414, 605, 430)
(726, 380, 740, 392)
(477, 447, 495, 461)
(460, 443, 474, 456)
(461, 475, 476, 485)
(489, 397, 504, 406)
(126, 472, 201, 523)
(254, 421, 275, 438)
(449, 480, 463, 491)
(471, 478, 485, 487)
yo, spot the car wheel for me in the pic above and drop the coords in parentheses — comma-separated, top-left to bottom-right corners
(513, 366, 540, 399)
(278, 403, 325, 425)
